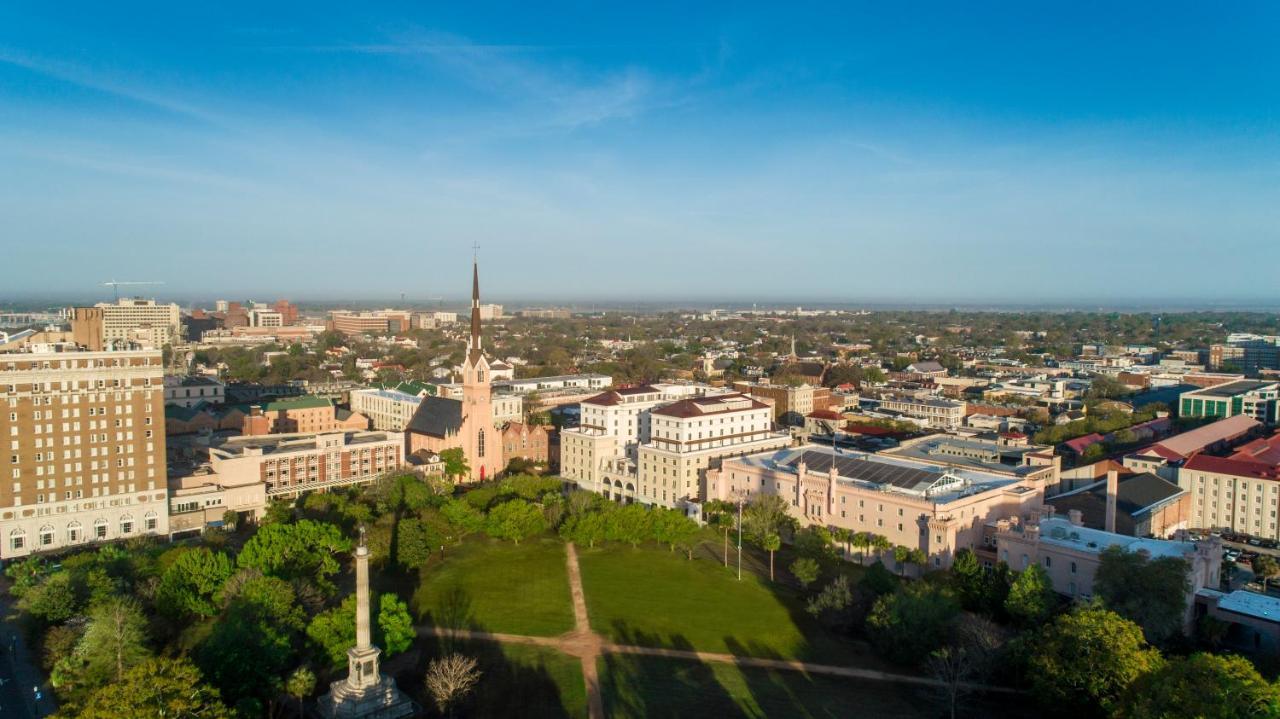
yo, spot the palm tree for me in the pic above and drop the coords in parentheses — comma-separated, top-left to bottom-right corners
(908, 548, 928, 578)
(835, 528, 853, 560)
(893, 545, 911, 576)
(763, 532, 782, 581)
(872, 534, 892, 566)
(285, 666, 316, 718)
(852, 531, 870, 565)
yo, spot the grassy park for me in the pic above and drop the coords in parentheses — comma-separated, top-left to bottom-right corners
(578, 542, 880, 666)
(412, 536, 576, 636)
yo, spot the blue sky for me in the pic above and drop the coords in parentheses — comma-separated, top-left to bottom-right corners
(1, 2, 1277, 305)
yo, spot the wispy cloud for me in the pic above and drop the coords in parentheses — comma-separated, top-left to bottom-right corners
(277, 31, 672, 131)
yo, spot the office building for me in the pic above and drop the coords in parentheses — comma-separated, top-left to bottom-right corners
(1179, 381, 1279, 424)
(163, 375, 226, 408)
(350, 388, 422, 431)
(878, 395, 967, 429)
(71, 299, 182, 350)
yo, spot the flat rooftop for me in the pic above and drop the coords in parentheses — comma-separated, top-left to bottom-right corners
(1191, 380, 1276, 397)
(731, 445, 1026, 504)
(886, 436, 1044, 476)
(1032, 517, 1198, 561)
(211, 431, 395, 457)
(1198, 588, 1280, 623)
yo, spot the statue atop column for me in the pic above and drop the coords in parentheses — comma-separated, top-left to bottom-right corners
(314, 527, 418, 718)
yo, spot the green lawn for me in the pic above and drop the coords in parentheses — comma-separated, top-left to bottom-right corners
(413, 536, 575, 636)
(578, 543, 877, 665)
(599, 654, 929, 719)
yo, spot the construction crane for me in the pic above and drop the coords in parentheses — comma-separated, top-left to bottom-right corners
(102, 280, 164, 302)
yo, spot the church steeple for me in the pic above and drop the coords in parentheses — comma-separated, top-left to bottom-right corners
(468, 259, 483, 365)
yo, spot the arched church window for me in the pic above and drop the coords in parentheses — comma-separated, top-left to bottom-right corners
(478, 429, 485, 457)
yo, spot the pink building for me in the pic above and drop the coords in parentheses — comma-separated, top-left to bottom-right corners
(705, 445, 1047, 570)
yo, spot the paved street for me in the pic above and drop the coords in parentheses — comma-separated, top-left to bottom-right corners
(0, 586, 54, 718)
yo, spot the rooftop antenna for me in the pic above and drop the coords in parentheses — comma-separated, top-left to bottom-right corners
(102, 280, 163, 302)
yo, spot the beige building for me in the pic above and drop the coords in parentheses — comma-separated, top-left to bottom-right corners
(0, 348, 169, 559)
(1178, 454, 1280, 539)
(350, 388, 422, 431)
(561, 383, 732, 497)
(732, 380, 832, 426)
(636, 394, 789, 508)
(72, 299, 182, 350)
(878, 395, 967, 429)
(995, 514, 1220, 632)
(705, 445, 1047, 569)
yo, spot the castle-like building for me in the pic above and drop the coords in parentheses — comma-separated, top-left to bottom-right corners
(406, 261, 504, 481)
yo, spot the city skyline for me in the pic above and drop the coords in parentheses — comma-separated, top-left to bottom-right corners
(2, 3, 1278, 302)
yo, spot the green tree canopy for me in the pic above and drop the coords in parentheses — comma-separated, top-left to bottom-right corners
(76, 596, 151, 685)
(306, 592, 415, 667)
(236, 519, 350, 591)
(1027, 606, 1164, 716)
(867, 583, 960, 666)
(77, 657, 234, 719)
(484, 499, 548, 544)
(1005, 564, 1058, 627)
(1116, 652, 1280, 719)
(157, 547, 234, 619)
(1093, 546, 1190, 644)
(741, 494, 794, 545)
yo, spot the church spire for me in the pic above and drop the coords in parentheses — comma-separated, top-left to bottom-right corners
(468, 258, 483, 363)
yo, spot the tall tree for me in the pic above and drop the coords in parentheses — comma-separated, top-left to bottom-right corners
(1027, 606, 1164, 717)
(157, 547, 234, 619)
(1005, 564, 1056, 627)
(286, 666, 317, 719)
(440, 447, 470, 480)
(236, 519, 350, 591)
(1116, 652, 1280, 719)
(77, 596, 151, 684)
(867, 583, 960, 666)
(77, 657, 234, 719)
(1093, 546, 1191, 644)
(484, 499, 548, 544)
(741, 494, 793, 545)
(763, 532, 782, 581)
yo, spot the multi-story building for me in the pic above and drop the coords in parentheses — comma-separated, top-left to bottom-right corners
(349, 388, 422, 431)
(329, 310, 414, 337)
(271, 300, 299, 325)
(995, 514, 1219, 632)
(239, 396, 369, 436)
(0, 348, 169, 559)
(878, 395, 967, 429)
(501, 422, 551, 466)
(1178, 453, 1280, 539)
(635, 393, 789, 508)
(248, 309, 284, 327)
(491, 393, 523, 426)
(71, 299, 182, 350)
(478, 304, 503, 320)
(561, 384, 733, 492)
(1179, 381, 1279, 424)
(1210, 335, 1280, 373)
(705, 445, 1047, 569)
(495, 374, 612, 395)
(163, 375, 226, 408)
(168, 429, 405, 534)
(732, 380, 832, 426)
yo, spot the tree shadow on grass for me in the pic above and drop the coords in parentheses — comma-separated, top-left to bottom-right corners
(407, 591, 577, 718)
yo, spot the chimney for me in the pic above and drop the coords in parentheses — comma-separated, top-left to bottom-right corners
(1068, 509, 1084, 527)
(1105, 470, 1119, 534)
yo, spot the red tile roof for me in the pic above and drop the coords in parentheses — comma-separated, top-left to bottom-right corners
(807, 409, 844, 420)
(1063, 433, 1106, 455)
(1229, 432, 1280, 467)
(651, 393, 768, 418)
(1184, 453, 1280, 480)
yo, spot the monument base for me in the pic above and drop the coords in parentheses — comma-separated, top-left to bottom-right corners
(314, 675, 418, 719)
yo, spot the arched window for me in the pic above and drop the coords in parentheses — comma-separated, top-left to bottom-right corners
(9, 528, 26, 552)
(39, 525, 54, 547)
(120, 514, 134, 535)
(67, 521, 83, 544)
(478, 429, 485, 458)
(144, 511, 158, 532)
(94, 518, 109, 540)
